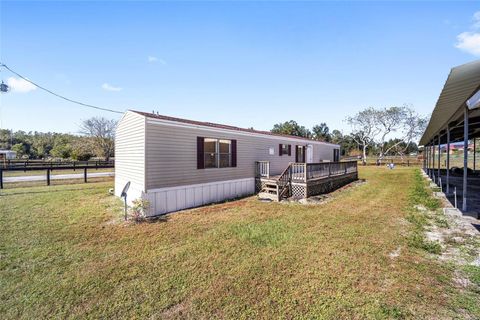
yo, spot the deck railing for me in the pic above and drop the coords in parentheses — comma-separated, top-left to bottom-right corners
(255, 160, 357, 183)
(255, 161, 270, 178)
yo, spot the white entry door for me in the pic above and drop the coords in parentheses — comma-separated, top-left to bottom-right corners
(306, 144, 313, 163)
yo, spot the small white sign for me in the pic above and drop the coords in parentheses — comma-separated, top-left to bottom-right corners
(269, 147, 275, 155)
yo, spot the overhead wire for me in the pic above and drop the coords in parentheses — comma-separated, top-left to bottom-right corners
(0, 63, 124, 114)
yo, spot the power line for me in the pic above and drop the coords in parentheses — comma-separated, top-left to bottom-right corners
(0, 63, 124, 114)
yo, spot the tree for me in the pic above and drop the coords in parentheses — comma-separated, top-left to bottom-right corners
(79, 117, 117, 160)
(271, 120, 311, 138)
(312, 123, 331, 142)
(71, 137, 94, 161)
(346, 105, 427, 164)
(11, 143, 27, 158)
(346, 108, 380, 165)
(375, 106, 406, 161)
(380, 107, 427, 158)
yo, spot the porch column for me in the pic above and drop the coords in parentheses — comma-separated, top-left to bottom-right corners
(463, 107, 469, 211)
(446, 125, 450, 194)
(437, 134, 441, 186)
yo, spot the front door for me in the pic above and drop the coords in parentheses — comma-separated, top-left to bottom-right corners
(333, 149, 340, 162)
(306, 144, 313, 163)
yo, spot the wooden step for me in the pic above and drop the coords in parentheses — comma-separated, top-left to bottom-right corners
(258, 192, 279, 201)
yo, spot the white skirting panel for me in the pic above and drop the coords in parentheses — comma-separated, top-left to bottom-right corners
(145, 178, 255, 216)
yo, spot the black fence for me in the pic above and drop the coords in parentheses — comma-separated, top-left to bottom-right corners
(1, 160, 114, 171)
(0, 160, 115, 189)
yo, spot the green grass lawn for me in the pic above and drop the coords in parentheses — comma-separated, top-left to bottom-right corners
(0, 167, 478, 319)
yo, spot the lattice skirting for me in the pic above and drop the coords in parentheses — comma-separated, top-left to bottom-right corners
(255, 178, 269, 193)
(291, 183, 306, 198)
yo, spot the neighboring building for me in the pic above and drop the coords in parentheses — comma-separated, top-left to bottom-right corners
(0, 150, 17, 160)
(115, 111, 343, 216)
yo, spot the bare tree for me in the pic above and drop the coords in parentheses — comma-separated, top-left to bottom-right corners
(79, 117, 117, 160)
(381, 107, 428, 158)
(346, 108, 380, 165)
(375, 106, 406, 162)
(347, 105, 427, 164)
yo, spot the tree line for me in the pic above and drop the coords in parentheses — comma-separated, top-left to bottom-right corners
(0, 117, 116, 161)
(271, 105, 427, 162)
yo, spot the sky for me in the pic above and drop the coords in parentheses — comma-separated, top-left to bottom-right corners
(0, 1, 479, 135)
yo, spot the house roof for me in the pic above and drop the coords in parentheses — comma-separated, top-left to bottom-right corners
(130, 110, 338, 146)
(419, 59, 480, 146)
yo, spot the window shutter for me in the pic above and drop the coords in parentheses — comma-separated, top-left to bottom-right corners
(197, 137, 204, 169)
(302, 146, 306, 163)
(295, 146, 299, 162)
(279, 144, 283, 156)
(231, 140, 237, 167)
(288, 145, 292, 156)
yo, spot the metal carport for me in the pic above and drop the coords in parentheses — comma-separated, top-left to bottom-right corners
(420, 60, 480, 216)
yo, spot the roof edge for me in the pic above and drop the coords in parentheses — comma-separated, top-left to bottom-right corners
(128, 110, 339, 146)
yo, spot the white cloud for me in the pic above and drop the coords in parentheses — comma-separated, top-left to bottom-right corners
(455, 11, 480, 56)
(101, 83, 122, 92)
(147, 56, 167, 65)
(6, 77, 37, 93)
(455, 32, 480, 56)
(474, 11, 480, 28)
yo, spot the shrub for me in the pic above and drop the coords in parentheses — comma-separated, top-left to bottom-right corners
(129, 198, 150, 222)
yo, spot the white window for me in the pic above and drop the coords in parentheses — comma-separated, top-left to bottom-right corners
(204, 138, 232, 168)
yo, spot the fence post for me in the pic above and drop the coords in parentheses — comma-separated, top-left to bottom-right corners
(47, 169, 50, 186)
(84, 168, 88, 183)
(0, 168, 3, 189)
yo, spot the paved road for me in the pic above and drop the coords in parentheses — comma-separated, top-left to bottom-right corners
(4, 172, 114, 183)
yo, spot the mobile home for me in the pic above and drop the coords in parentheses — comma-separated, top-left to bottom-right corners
(115, 111, 356, 216)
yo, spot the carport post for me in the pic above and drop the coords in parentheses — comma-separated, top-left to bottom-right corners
(437, 134, 441, 186)
(428, 143, 431, 177)
(446, 126, 450, 194)
(463, 107, 469, 211)
(424, 145, 427, 174)
(474, 138, 476, 172)
(432, 137, 436, 181)
(427, 143, 430, 177)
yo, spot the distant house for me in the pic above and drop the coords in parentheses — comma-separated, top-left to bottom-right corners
(115, 111, 353, 216)
(0, 150, 17, 160)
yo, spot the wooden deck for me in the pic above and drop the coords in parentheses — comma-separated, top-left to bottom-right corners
(255, 161, 358, 201)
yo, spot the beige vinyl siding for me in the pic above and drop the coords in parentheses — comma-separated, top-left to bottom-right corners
(115, 112, 146, 199)
(145, 119, 339, 190)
